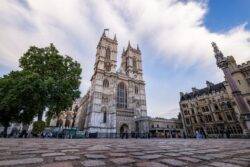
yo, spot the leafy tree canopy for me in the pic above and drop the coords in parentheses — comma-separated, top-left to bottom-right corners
(19, 43, 82, 121)
(0, 72, 20, 128)
(0, 70, 45, 136)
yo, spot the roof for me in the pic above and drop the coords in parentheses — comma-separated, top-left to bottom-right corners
(180, 82, 226, 101)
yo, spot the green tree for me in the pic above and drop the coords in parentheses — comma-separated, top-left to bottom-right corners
(0, 71, 44, 137)
(19, 43, 82, 122)
(13, 71, 45, 125)
(0, 73, 20, 137)
(32, 121, 46, 136)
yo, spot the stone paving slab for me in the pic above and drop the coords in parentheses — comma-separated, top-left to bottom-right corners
(0, 158, 43, 166)
(81, 160, 106, 167)
(41, 152, 66, 157)
(136, 154, 162, 160)
(178, 156, 201, 163)
(85, 154, 107, 159)
(41, 162, 74, 167)
(0, 138, 249, 167)
(160, 158, 187, 166)
(136, 161, 169, 167)
(110, 157, 136, 165)
(54, 155, 80, 161)
(209, 161, 242, 167)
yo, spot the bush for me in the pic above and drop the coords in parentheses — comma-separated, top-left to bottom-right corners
(32, 121, 46, 136)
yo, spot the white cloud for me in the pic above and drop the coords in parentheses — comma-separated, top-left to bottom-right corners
(0, 0, 250, 118)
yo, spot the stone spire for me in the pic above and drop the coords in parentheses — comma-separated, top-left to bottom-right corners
(114, 34, 117, 42)
(128, 41, 131, 49)
(137, 44, 141, 52)
(206, 81, 214, 89)
(122, 47, 125, 54)
(211, 42, 224, 60)
(211, 42, 228, 69)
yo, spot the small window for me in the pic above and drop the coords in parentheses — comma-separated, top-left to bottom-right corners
(103, 111, 107, 123)
(214, 104, 219, 110)
(102, 96, 109, 103)
(135, 86, 139, 94)
(227, 102, 232, 108)
(238, 80, 241, 85)
(218, 113, 223, 121)
(103, 79, 109, 88)
(102, 107, 107, 123)
(226, 113, 232, 121)
(199, 116, 203, 123)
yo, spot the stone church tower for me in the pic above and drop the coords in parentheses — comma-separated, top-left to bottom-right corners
(69, 30, 147, 136)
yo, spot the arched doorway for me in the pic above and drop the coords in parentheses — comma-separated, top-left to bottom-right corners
(120, 124, 129, 139)
(120, 124, 129, 133)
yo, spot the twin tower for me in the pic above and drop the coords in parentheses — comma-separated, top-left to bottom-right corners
(93, 29, 143, 80)
(84, 29, 147, 135)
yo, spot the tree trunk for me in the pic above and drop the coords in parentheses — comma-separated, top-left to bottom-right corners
(3, 125, 8, 138)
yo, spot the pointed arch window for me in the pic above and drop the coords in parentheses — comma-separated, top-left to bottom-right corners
(135, 85, 139, 94)
(106, 47, 111, 60)
(103, 79, 109, 88)
(101, 107, 107, 123)
(117, 82, 127, 108)
(133, 57, 137, 71)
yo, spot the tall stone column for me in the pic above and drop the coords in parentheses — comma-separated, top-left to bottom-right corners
(211, 42, 250, 135)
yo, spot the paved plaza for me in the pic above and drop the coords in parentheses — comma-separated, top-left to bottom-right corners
(0, 139, 249, 167)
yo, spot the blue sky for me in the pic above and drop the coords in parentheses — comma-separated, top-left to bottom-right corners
(0, 0, 250, 118)
(205, 0, 250, 31)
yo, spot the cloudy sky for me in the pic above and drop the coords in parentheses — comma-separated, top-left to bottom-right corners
(1, 0, 250, 118)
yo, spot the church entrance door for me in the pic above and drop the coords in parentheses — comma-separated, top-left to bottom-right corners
(120, 124, 129, 138)
(120, 124, 129, 133)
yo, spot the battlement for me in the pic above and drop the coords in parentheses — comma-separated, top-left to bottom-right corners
(98, 29, 117, 46)
(124, 41, 141, 55)
(237, 60, 250, 69)
(180, 81, 226, 101)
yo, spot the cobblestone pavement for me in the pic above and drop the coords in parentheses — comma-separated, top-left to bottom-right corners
(0, 139, 250, 167)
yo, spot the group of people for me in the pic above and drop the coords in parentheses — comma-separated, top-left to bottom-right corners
(195, 128, 231, 139)
(1, 125, 29, 138)
(195, 130, 206, 139)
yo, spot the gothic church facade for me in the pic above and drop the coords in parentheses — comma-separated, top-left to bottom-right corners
(73, 30, 147, 135)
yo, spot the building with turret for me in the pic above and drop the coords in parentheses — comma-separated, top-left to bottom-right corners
(180, 43, 250, 138)
(212, 42, 250, 135)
